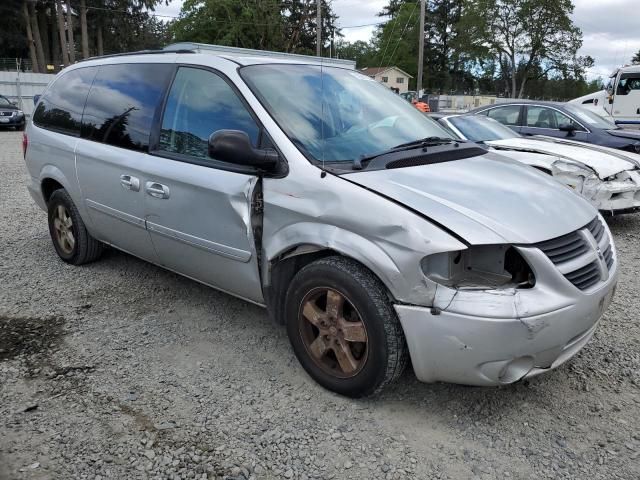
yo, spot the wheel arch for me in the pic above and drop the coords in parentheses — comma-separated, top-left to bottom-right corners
(262, 224, 407, 324)
(39, 165, 74, 204)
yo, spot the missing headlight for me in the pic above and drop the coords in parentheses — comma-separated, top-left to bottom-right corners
(421, 245, 535, 290)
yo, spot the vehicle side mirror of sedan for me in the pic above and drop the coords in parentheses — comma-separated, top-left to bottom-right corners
(559, 123, 577, 135)
(208, 130, 279, 169)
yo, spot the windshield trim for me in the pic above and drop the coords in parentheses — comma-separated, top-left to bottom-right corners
(238, 63, 455, 170)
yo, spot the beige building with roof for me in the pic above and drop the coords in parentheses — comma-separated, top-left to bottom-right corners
(361, 66, 413, 94)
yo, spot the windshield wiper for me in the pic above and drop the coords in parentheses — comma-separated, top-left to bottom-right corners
(353, 137, 460, 170)
(392, 136, 458, 149)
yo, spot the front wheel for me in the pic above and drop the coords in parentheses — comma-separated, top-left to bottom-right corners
(285, 256, 408, 397)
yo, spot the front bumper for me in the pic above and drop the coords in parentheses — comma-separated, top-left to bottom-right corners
(395, 247, 618, 386)
(0, 114, 25, 127)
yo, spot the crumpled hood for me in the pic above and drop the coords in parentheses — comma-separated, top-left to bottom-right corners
(343, 152, 596, 245)
(486, 137, 637, 178)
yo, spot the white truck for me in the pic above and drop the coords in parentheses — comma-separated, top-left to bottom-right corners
(570, 65, 640, 127)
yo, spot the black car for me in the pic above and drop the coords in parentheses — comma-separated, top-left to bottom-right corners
(0, 95, 26, 131)
(468, 100, 640, 153)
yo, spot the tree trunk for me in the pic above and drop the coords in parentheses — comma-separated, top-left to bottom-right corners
(65, 0, 76, 63)
(97, 23, 104, 56)
(28, 1, 46, 72)
(80, 0, 89, 59)
(23, 1, 40, 72)
(517, 76, 527, 99)
(38, 7, 50, 66)
(50, 7, 61, 68)
(510, 54, 517, 99)
(56, 0, 69, 66)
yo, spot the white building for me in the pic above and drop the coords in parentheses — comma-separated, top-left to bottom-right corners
(361, 66, 412, 94)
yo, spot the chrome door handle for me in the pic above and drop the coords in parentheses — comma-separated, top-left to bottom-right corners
(145, 182, 170, 199)
(120, 174, 140, 191)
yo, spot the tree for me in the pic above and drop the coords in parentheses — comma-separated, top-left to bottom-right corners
(632, 50, 640, 65)
(460, 0, 585, 98)
(171, 0, 340, 55)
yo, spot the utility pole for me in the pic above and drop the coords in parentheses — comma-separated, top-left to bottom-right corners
(316, 0, 322, 57)
(417, 0, 426, 97)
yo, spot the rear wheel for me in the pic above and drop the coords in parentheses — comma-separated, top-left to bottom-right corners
(285, 256, 408, 397)
(47, 189, 103, 265)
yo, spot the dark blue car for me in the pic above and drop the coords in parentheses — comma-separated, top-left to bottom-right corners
(468, 100, 640, 153)
(0, 94, 26, 131)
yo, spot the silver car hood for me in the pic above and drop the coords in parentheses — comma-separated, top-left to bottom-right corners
(343, 153, 596, 245)
(487, 137, 638, 178)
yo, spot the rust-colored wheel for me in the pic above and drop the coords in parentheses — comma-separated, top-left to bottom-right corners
(298, 287, 368, 378)
(285, 256, 408, 397)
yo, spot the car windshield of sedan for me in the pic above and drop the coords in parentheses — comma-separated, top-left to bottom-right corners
(240, 64, 453, 163)
(448, 115, 519, 142)
(564, 104, 618, 129)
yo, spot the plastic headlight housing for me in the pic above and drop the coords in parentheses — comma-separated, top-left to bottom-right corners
(421, 245, 535, 290)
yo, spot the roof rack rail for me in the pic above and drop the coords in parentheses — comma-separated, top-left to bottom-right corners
(163, 42, 356, 69)
(79, 49, 195, 63)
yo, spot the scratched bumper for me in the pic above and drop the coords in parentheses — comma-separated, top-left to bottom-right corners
(394, 266, 618, 386)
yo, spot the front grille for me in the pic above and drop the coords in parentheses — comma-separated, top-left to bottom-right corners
(564, 261, 601, 290)
(586, 217, 605, 243)
(535, 231, 588, 264)
(535, 216, 614, 291)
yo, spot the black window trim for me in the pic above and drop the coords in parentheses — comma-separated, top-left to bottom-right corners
(149, 63, 288, 178)
(32, 65, 98, 138)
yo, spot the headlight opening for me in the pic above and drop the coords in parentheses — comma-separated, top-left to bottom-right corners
(421, 245, 535, 290)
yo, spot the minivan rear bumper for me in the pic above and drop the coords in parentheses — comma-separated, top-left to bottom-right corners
(394, 272, 617, 386)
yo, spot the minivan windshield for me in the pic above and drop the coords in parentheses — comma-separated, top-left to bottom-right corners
(241, 64, 453, 163)
(448, 115, 519, 142)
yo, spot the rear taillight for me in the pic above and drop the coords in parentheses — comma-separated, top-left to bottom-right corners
(22, 132, 28, 159)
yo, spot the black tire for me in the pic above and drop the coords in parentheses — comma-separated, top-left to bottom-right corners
(285, 256, 408, 397)
(47, 189, 103, 265)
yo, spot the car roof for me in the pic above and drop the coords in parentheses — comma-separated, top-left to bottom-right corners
(468, 100, 567, 114)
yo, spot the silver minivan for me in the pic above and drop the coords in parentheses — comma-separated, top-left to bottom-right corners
(24, 44, 618, 397)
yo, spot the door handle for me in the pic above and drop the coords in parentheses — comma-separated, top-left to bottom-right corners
(145, 182, 170, 199)
(120, 174, 140, 191)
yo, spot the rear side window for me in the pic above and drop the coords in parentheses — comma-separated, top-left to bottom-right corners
(81, 63, 173, 152)
(158, 67, 260, 160)
(33, 67, 97, 136)
(486, 105, 521, 126)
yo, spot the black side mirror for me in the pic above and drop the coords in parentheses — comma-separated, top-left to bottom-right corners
(208, 130, 278, 169)
(33, 94, 41, 105)
(559, 123, 577, 135)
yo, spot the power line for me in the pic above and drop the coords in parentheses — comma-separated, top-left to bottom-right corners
(386, 1, 419, 67)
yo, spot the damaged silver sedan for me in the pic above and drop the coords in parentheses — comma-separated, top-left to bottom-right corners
(25, 46, 618, 397)
(437, 114, 640, 214)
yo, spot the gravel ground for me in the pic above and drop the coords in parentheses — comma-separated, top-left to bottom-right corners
(1, 129, 639, 480)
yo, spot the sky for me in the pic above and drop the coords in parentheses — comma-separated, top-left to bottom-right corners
(154, 0, 639, 81)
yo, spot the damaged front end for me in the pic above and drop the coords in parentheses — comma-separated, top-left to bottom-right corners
(394, 217, 618, 386)
(551, 160, 640, 214)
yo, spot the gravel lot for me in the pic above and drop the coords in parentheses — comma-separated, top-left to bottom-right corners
(1, 129, 639, 480)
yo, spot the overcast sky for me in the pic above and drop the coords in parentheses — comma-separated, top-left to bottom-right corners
(155, 0, 638, 81)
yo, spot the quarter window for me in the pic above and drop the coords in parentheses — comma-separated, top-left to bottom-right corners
(158, 67, 260, 161)
(525, 106, 582, 130)
(81, 63, 173, 152)
(33, 67, 97, 136)
(486, 105, 521, 126)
